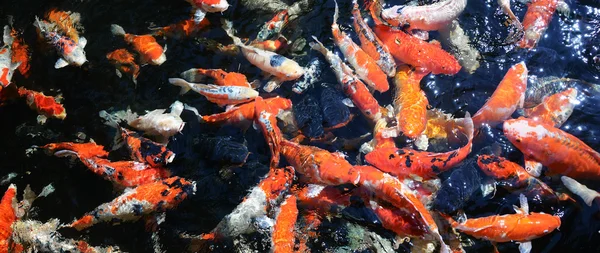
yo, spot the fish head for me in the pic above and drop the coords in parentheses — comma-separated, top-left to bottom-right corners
(65, 45, 87, 66)
(199, 0, 229, 12)
(281, 61, 305, 80)
(503, 118, 551, 155)
(151, 53, 167, 65)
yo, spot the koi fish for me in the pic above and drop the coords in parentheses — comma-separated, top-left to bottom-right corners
(106, 49, 140, 84)
(504, 117, 600, 179)
(332, 0, 389, 92)
(472, 62, 527, 129)
(9, 26, 30, 78)
(254, 96, 283, 167)
(169, 78, 259, 106)
(561, 176, 600, 206)
(200, 96, 292, 128)
(522, 88, 578, 177)
(222, 19, 304, 92)
(374, 24, 461, 75)
(393, 65, 430, 139)
(310, 37, 382, 123)
(115, 127, 176, 167)
(70, 177, 194, 231)
(257, 10, 289, 42)
(518, 0, 558, 49)
(128, 101, 186, 143)
(17, 87, 66, 120)
(34, 17, 87, 68)
(446, 194, 560, 252)
(186, 0, 229, 24)
(365, 113, 473, 180)
(71, 156, 170, 188)
(180, 68, 254, 87)
(378, 0, 467, 32)
(110, 24, 166, 65)
(0, 26, 21, 87)
(0, 184, 17, 252)
(150, 18, 211, 39)
(46, 9, 83, 44)
(498, 0, 524, 44)
(272, 194, 298, 253)
(351, 0, 396, 77)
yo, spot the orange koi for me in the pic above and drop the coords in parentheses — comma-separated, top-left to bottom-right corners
(518, 0, 558, 49)
(257, 166, 295, 212)
(46, 9, 82, 43)
(310, 37, 382, 123)
(447, 195, 560, 245)
(111, 24, 166, 65)
(472, 62, 527, 129)
(9, 27, 30, 78)
(257, 10, 289, 41)
(365, 114, 473, 180)
(522, 88, 578, 176)
(255, 96, 284, 167)
(77, 157, 171, 187)
(201, 96, 292, 127)
(70, 177, 194, 231)
(151, 18, 211, 39)
(40, 142, 109, 159)
(169, 78, 259, 106)
(295, 185, 351, 214)
(0, 185, 17, 253)
(17, 87, 66, 120)
(374, 24, 461, 75)
(272, 195, 298, 253)
(180, 68, 253, 87)
(504, 117, 600, 179)
(367, 198, 427, 237)
(393, 65, 430, 139)
(106, 48, 140, 84)
(351, 0, 396, 77)
(116, 127, 176, 167)
(187, 0, 229, 24)
(332, 1, 389, 92)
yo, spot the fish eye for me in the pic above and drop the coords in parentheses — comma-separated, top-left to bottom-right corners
(516, 139, 521, 143)
(153, 157, 162, 163)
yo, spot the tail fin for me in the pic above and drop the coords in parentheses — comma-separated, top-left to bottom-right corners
(309, 36, 328, 55)
(221, 19, 243, 47)
(168, 78, 193, 95)
(333, 0, 340, 27)
(110, 24, 126, 36)
(181, 68, 206, 83)
(364, 0, 384, 25)
(562, 176, 600, 206)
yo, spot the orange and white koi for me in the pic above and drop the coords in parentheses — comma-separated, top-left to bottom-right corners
(272, 194, 298, 253)
(522, 88, 578, 177)
(17, 87, 66, 120)
(374, 24, 461, 75)
(0, 26, 21, 87)
(180, 68, 254, 88)
(169, 78, 259, 106)
(446, 194, 560, 252)
(46, 9, 83, 44)
(40, 142, 109, 159)
(257, 10, 289, 42)
(378, 0, 467, 32)
(518, 0, 558, 49)
(106, 48, 140, 84)
(504, 117, 600, 180)
(116, 127, 176, 167)
(250, 36, 288, 52)
(472, 62, 527, 129)
(111, 24, 166, 65)
(255, 96, 284, 167)
(9, 26, 30, 78)
(351, 0, 396, 77)
(186, 0, 229, 24)
(222, 20, 304, 92)
(365, 114, 473, 180)
(0, 184, 17, 253)
(561, 176, 600, 206)
(151, 18, 211, 39)
(200, 96, 292, 127)
(393, 65, 430, 139)
(34, 17, 87, 68)
(332, 1, 389, 92)
(70, 177, 194, 231)
(310, 37, 382, 123)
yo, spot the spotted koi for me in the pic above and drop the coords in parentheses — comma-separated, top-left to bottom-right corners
(255, 96, 284, 167)
(180, 68, 253, 87)
(34, 17, 87, 68)
(169, 78, 259, 107)
(117, 127, 176, 167)
(257, 10, 289, 42)
(186, 0, 229, 24)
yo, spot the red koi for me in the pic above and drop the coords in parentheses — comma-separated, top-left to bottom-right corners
(255, 96, 284, 167)
(9, 28, 30, 78)
(272, 195, 298, 253)
(111, 24, 166, 65)
(257, 10, 289, 41)
(106, 48, 140, 84)
(201, 96, 292, 127)
(17, 87, 66, 120)
(46, 9, 82, 43)
(0, 185, 17, 253)
(151, 18, 211, 39)
(518, 0, 558, 49)
(40, 142, 109, 159)
(180, 68, 253, 87)
(117, 127, 176, 167)
(393, 65, 430, 139)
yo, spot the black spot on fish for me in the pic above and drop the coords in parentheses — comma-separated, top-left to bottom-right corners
(270, 55, 286, 67)
(161, 189, 169, 196)
(431, 165, 440, 173)
(117, 172, 124, 181)
(132, 203, 144, 216)
(396, 149, 406, 155)
(389, 154, 395, 160)
(405, 155, 412, 167)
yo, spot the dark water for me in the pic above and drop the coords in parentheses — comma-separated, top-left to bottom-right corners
(0, 0, 599, 252)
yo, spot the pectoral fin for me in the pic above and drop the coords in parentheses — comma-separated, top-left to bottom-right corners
(79, 37, 87, 48)
(55, 58, 69, 69)
(518, 241, 532, 253)
(194, 9, 207, 24)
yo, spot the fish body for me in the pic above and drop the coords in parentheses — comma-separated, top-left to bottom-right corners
(169, 78, 258, 106)
(41, 142, 109, 159)
(504, 117, 600, 179)
(187, 0, 229, 23)
(34, 17, 87, 68)
(9, 27, 30, 78)
(393, 66, 429, 139)
(111, 24, 166, 65)
(332, 1, 389, 92)
(17, 87, 66, 120)
(0, 26, 20, 87)
(201, 96, 291, 127)
(450, 212, 560, 242)
(255, 96, 283, 167)
(310, 37, 382, 123)
(381, 0, 467, 31)
(257, 10, 289, 41)
(78, 157, 171, 187)
(374, 25, 460, 75)
(518, 0, 558, 49)
(561, 176, 600, 206)
(272, 195, 298, 253)
(472, 62, 527, 129)
(46, 9, 82, 43)
(118, 127, 175, 167)
(70, 177, 194, 231)
(106, 49, 140, 83)
(351, 0, 396, 77)
(180, 68, 252, 87)
(128, 107, 185, 142)
(0, 185, 17, 253)
(250, 37, 288, 52)
(151, 18, 211, 39)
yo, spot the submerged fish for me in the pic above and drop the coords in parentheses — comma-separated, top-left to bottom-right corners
(186, 0, 229, 24)
(34, 17, 87, 68)
(17, 87, 66, 121)
(393, 65, 430, 139)
(111, 24, 166, 65)
(128, 101, 186, 143)
(0, 26, 21, 87)
(106, 48, 140, 84)
(257, 10, 289, 42)
(169, 78, 259, 106)
(377, 0, 467, 32)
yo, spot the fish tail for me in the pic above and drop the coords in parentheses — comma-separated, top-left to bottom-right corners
(181, 68, 207, 83)
(110, 24, 126, 36)
(309, 36, 328, 55)
(457, 112, 474, 141)
(562, 176, 600, 206)
(168, 78, 194, 95)
(333, 0, 339, 27)
(221, 18, 243, 47)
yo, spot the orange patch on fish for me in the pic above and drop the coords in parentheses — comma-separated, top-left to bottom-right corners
(272, 195, 298, 253)
(0, 185, 17, 253)
(17, 87, 66, 120)
(518, 0, 558, 49)
(393, 66, 430, 139)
